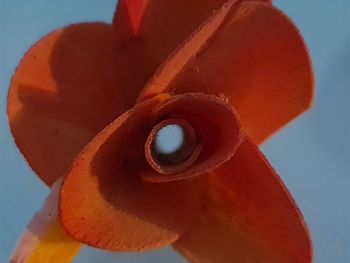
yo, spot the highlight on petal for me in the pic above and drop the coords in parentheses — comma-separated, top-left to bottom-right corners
(138, 1, 313, 144)
(7, 22, 157, 186)
(59, 94, 208, 251)
(10, 179, 81, 263)
(174, 138, 312, 263)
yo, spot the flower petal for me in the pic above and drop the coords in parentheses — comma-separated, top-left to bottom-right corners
(7, 23, 156, 186)
(174, 137, 312, 262)
(138, 1, 313, 144)
(59, 94, 207, 251)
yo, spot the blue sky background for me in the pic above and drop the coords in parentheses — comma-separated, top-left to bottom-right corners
(0, 0, 349, 262)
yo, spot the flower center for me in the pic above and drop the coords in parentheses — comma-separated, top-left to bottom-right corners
(144, 119, 202, 177)
(154, 124, 185, 157)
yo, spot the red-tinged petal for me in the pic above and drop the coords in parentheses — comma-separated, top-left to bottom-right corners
(7, 23, 157, 186)
(138, 1, 313, 144)
(59, 94, 208, 251)
(174, 138, 312, 263)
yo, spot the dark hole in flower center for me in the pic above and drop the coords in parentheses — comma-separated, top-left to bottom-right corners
(152, 124, 192, 165)
(144, 119, 202, 180)
(145, 118, 201, 176)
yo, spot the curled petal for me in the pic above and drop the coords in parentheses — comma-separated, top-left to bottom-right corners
(145, 118, 203, 175)
(174, 138, 312, 263)
(60, 92, 242, 250)
(142, 93, 242, 182)
(59, 94, 208, 251)
(138, 1, 313, 144)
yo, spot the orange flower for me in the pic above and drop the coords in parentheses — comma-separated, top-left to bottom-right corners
(8, 0, 313, 262)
